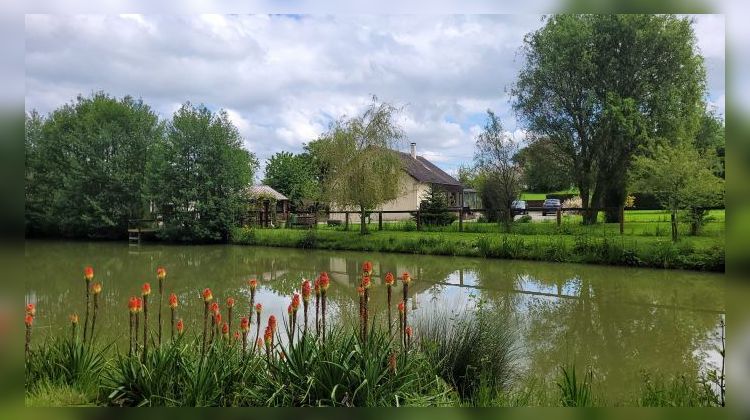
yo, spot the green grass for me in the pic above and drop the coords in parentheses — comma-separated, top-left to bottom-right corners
(231, 213, 725, 272)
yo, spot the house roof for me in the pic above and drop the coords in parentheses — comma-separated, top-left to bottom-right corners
(245, 185, 289, 201)
(397, 152, 462, 187)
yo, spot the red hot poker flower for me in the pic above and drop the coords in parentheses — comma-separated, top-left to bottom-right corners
(385, 272, 395, 286)
(91, 282, 102, 295)
(156, 267, 167, 280)
(26, 303, 36, 317)
(362, 261, 373, 275)
(202, 288, 213, 302)
(287, 304, 293, 315)
(264, 325, 272, 346)
(214, 313, 222, 325)
(314, 279, 321, 295)
(301, 279, 312, 302)
(248, 278, 258, 290)
(361, 276, 371, 289)
(128, 297, 139, 313)
(25, 314, 34, 327)
(70, 313, 79, 324)
(84, 266, 94, 281)
(405, 326, 413, 338)
(319, 272, 330, 290)
(221, 322, 229, 336)
(255, 303, 263, 314)
(169, 293, 178, 308)
(135, 297, 143, 312)
(234, 331, 241, 340)
(210, 302, 220, 315)
(357, 286, 365, 297)
(401, 272, 411, 284)
(398, 300, 405, 314)
(176, 319, 184, 334)
(291, 293, 301, 311)
(141, 282, 151, 296)
(268, 315, 277, 331)
(226, 297, 235, 308)
(240, 317, 250, 332)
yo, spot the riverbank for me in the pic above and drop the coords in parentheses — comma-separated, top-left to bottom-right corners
(230, 227, 725, 272)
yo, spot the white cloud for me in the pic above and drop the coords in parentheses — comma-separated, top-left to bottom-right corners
(25, 13, 725, 180)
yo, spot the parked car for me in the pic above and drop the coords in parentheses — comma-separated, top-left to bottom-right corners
(511, 200, 527, 215)
(542, 198, 561, 216)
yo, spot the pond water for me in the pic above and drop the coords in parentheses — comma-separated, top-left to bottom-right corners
(25, 240, 724, 402)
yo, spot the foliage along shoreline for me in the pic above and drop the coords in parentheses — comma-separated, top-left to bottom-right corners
(229, 227, 725, 272)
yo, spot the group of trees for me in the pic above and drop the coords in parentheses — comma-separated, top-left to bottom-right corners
(510, 14, 724, 225)
(25, 93, 257, 242)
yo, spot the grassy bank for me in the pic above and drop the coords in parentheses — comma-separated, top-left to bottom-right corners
(230, 226, 725, 272)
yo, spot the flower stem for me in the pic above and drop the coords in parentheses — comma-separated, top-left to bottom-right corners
(83, 279, 90, 344)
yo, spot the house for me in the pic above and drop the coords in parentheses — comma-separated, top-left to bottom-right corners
(331, 143, 464, 222)
(243, 184, 290, 227)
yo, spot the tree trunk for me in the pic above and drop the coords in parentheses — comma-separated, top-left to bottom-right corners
(671, 209, 678, 242)
(360, 206, 368, 235)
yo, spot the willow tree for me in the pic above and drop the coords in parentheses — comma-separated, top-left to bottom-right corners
(315, 99, 404, 234)
(512, 14, 706, 224)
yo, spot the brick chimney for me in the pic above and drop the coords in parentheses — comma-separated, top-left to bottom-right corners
(410, 142, 417, 159)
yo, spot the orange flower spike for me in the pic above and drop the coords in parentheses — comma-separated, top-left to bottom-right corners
(398, 300, 405, 314)
(255, 303, 263, 314)
(141, 282, 151, 296)
(319, 273, 330, 291)
(287, 304, 293, 315)
(226, 297, 235, 309)
(301, 279, 312, 302)
(362, 261, 373, 275)
(70, 313, 79, 324)
(128, 297, 138, 313)
(405, 326, 413, 338)
(84, 266, 94, 281)
(202, 288, 213, 302)
(156, 267, 167, 281)
(264, 325, 273, 346)
(357, 286, 365, 297)
(384, 272, 395, 286)
(176, 319, 184, 335)
(234, 331, 241, 341)
(169, 293, 178, 308)
(221, 322, 229, 336)
(401, 272, 411, 284)
(240, 317, 250, 332)
(361, 276, 371, 289)
(210, 302, 220, 315)
(248, 278, 258, 290)
(25, 314, 34, 327)
(291, 293, 301, 311)
(25, 303, 36, 317)
(214, 312, 222, 325)
(135, 297, 143, 312)
(91, 282, 102, 295)
(268, 315, 277, 331)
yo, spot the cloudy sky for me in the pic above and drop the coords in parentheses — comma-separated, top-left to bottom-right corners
(25, 14, 725, 180)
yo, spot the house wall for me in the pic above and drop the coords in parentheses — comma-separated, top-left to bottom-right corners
(330, 172, 429, 222)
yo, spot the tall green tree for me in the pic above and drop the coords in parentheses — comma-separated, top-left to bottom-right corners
(629, 143, 724, 241)
(474, 110, 523, 231)
(513, 137, 573, 192)
(315, 98, 404, 234)
(694, 109, 725, 178)
(512, 14, 706, 224)
(25, 93, 162, 238)
(148, 103, 257, 242)
(263, 151, 320, 209)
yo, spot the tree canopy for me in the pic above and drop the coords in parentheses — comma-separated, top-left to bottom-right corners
(314, 98, 405, 234)
(148, 103, 257, 242)
(25, 93, 162, 238)
(512, 14, 706, 223)
(263, 151, 320, 209)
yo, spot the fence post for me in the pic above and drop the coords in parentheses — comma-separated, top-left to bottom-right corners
(619, 206, 624, 235)
(378, 212, 383, 231)
(345, 212, 349, 231)
(459, 208, 464, 232)
(556, 207, 561, 227)
(416, 210, 421, 231)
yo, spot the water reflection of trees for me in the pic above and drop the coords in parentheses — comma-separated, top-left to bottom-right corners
(27, 240, 724, 401)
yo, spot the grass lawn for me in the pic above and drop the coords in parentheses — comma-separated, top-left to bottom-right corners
(232, 210, 724, 272)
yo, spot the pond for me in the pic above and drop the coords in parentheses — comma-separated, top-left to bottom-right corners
(25, 240, 724, 403)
